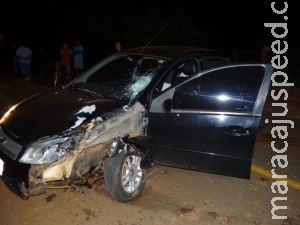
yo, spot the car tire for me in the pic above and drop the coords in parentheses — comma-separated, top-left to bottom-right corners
(104, 150, 145, 202)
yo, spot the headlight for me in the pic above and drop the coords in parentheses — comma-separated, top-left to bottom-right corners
(19, 136, 71, 165)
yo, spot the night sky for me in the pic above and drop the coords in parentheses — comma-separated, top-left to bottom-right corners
(0, 0, 298, 66)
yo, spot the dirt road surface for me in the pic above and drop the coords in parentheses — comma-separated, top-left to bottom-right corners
(0, 73, 299, 225)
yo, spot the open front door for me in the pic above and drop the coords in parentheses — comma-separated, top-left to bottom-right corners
(147, 64, 273, 178)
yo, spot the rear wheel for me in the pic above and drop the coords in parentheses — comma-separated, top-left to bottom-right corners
(104, 151, 145, 202)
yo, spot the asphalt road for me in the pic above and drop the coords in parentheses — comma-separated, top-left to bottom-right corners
(0, 72, 299, 225)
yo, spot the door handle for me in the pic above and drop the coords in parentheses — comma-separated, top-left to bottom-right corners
(225, 126, 250, 136)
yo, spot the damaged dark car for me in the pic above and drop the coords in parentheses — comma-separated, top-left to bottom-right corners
(0, 46, 273, 202)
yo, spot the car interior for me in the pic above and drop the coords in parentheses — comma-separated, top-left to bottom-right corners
(155, 59, 198, 93)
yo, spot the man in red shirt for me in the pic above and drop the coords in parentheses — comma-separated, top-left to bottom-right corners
(60, 43, 73, 82)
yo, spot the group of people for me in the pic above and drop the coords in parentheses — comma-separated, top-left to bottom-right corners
(59, 41, 84, 82)
(59, 41, 122, 82)
(12, 40, 123, 82)
(11, 41, 85, 82)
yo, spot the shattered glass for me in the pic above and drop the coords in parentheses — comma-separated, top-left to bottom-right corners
(73, 55, 167, 102)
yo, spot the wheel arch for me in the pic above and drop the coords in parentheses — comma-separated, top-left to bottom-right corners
(105, 135, 153, 169)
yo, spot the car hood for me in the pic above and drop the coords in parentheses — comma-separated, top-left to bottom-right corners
(1, 88, 127, 145)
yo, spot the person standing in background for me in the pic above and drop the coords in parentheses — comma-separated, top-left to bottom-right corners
(73, 41, 84, 76)
(16, 41, 32, 80)
(60, 43, 73, 82)
(115, 42, 122, 52)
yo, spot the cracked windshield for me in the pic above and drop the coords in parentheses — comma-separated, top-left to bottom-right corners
(73, 55, 167, 101)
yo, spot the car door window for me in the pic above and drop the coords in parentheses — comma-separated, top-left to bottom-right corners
(172, 66, 265, 112)
(203, 56, 231, 70)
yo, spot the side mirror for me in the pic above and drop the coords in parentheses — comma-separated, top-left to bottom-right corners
(162, 99, 172, 115)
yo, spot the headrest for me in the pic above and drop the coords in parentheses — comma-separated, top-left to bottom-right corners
(181, 60, 196, 75)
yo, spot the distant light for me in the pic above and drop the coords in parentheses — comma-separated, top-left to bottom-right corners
(217, 95, 230, 101)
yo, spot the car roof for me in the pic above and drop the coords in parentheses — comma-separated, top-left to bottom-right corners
(118, 46, 217, 59)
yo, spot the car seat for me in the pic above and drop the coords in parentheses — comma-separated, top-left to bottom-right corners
(172, 60, 197, 85)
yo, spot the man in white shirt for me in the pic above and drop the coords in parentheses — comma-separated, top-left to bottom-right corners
(16, 42, 32, 80)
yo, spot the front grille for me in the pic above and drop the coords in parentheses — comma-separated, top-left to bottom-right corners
(0, 128, 23, 160)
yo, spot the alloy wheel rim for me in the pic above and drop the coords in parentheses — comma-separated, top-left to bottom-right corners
(121, 155, 143, 193)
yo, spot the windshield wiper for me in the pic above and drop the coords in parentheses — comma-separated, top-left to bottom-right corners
(76, 88, 108, 98)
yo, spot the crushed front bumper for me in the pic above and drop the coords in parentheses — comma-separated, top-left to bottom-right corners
(0, 151, 34, 199)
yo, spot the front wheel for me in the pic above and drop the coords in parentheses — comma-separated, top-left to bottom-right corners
(104, 151, 145, 202)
